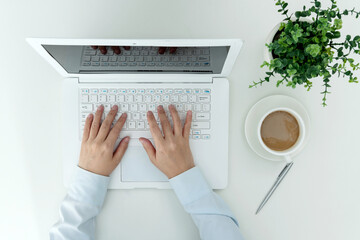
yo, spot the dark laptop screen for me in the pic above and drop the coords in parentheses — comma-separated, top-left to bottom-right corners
(42, 45, 229, 74)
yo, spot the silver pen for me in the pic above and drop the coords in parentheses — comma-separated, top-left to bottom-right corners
(255, 161, 294, 214)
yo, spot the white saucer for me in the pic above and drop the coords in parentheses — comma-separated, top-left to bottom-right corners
(245, 95, 310, 161)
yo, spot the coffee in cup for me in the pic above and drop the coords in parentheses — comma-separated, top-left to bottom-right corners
(260, 111, 299, 151)
(258, 108, 305, 156)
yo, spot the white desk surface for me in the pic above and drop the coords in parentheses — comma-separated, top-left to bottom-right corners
(1, 0, 360, 239)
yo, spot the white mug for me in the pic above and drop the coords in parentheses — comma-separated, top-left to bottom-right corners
(257, 107, 306, 162)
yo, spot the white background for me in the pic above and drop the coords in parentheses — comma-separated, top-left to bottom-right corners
(1, 0, 360, 239)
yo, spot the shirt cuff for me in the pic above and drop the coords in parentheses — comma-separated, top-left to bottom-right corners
(169, 167, 212, 206)
(68, 167, 110, 207)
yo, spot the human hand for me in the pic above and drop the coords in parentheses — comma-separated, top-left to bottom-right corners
(139, 105, 194, 179)
(79, 105, 130, 176)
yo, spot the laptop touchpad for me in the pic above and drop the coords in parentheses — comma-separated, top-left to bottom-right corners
(121, 145, 168, 182)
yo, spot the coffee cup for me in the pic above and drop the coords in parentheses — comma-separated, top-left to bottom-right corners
(257, 107, 305, 162)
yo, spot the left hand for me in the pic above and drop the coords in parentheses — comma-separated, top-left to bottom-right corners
(78, 105, 129, 176)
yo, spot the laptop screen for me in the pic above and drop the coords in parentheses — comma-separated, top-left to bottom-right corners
(41, 45, 229, 74)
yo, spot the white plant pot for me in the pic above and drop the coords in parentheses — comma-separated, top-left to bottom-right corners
(264, 17, 313, 62)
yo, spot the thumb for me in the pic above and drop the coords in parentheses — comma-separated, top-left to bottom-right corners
(113, 136, 130, 164)
(139, 137, 156, 164)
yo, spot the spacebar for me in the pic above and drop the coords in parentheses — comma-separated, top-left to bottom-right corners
(119, 131, 152, 139)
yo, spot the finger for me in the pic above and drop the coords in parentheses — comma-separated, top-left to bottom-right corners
(91, 46, 98, 49)
(89, 105, 104, 139)
(99, 46, 107, 54)
(183, 110, 192, 139)
(82, 113, 93, 141)
(106, 113, 127, 144)
(147, 111, 164, 144)
(157, 105, 173, 138)
(97, 105, 118, 141)
(139, 138, 156, 164)
(113, 136, 130, 164)
(169, 104, 182, 136)
(123, 46, 131, 50)
(169, 47, 177, 54)
(158, 47, 166, 55)
(111, 46, 121, 55)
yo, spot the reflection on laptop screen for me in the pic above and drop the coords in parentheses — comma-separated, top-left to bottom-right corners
(42, 45, 229, 74)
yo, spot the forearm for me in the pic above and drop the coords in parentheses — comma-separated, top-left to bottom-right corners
(169, 167, 244, 240)
(50, 167, 110, 240)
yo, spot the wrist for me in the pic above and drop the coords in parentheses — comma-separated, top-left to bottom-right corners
(167, 164, 195, 179)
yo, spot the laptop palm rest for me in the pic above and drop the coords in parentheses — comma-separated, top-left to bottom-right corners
(121, 143, 168, 182)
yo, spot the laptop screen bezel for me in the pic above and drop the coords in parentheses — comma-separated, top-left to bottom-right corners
(27, 38, 243, 79)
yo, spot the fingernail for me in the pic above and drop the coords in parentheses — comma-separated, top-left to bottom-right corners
(124, 137, 130, 143)
(157, 105, 163, 111)
(139, 138, 144, 144)
(120, 112, 127, 119)
(147, 111, 152, 116)
(169, 104, 174, 109)
(111, 104, 118, 110)
(97, 105, 103, 110)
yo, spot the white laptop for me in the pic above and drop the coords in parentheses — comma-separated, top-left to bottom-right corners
(27, 39, 243, 189)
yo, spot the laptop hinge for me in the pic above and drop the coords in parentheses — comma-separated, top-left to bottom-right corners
(78, 74, 213, 83)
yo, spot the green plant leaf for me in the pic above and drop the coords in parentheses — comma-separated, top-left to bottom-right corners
(305, 44, 321, 57)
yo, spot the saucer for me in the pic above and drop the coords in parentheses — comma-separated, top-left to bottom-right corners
(244, 95, 310, 161)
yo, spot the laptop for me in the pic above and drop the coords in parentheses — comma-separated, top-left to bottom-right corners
(27, 39, 243, 189)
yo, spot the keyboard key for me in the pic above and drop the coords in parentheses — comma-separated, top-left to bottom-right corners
(133, 113, 140, 120)
(194, 104, 201, 111)
(91, 56, 100, 62)
(83, 56, 91, 62)
(137, 121, 145, 129)
(130, 104, 138, 111)
(121, 104, 129, 111)
(104, 104, 111, 111)
(81, 95, 89, 103)
(196, 113, 210, 120)
(139, 104, 147, 111)
(126, 95, 134, 102)
(180, 95, 188, 102)
(135, 95, 143, 102)
(144, 95, 152, 102)
(100, 56, 109, 62)
(148, 104, 156, 111)
(116, 95, 125, 102)
(128, 121, 136, 129)
(203, 104, 211, 111)
(189, 95, 196, 102)
(202, 89, 211, 94)
(108, 95, 116, 102)
(90, 95, 98, 103)
(90, 89, 99, 94)
(80, 104, 93, 112)
(203, 134, 211, 140)
(191, 122, 210, 129)
(193, 135, 201, 139)
(171, 95, 179, 102)
(99, 95, 107, 102)
(198, 95, 210, 102)
(192, 130, 201, 135)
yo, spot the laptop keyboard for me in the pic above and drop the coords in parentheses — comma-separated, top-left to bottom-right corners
(81, 46, 211, 68)
(80, 87, 211, 140)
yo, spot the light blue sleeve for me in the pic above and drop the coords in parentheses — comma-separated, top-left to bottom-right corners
(49, 167, 110, 240)
(169, 167, 244, 240)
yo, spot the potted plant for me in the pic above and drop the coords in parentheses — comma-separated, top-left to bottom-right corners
(250, 0, 360, 106)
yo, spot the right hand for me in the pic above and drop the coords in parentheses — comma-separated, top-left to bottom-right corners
(139, 105, 195, 179)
